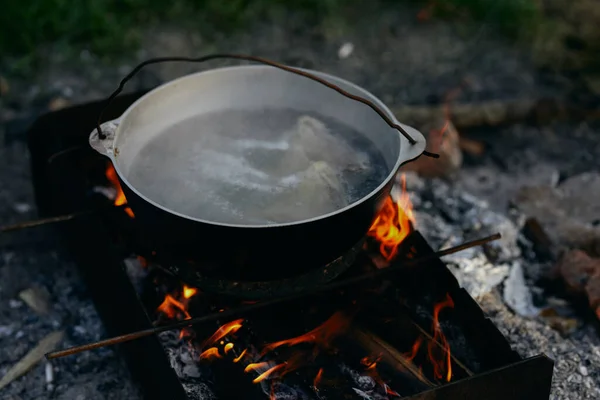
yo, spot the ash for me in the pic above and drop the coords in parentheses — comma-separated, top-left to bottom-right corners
(158, 330, 217, 400)
(339, 364, 389, 400)
(398, 172, 520, 299)
(0, 230, 140, 397)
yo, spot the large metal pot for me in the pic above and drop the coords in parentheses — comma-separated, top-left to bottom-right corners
(90, 59, 426, 281)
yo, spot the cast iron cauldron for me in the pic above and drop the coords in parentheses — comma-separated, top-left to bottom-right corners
(89, 56, 426, 281)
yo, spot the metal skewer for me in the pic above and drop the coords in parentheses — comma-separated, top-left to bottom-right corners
(45, 233, 500, 360)
(0, 204, 129, 234)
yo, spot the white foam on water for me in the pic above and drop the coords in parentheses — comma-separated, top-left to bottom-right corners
(126, 109, 388, 225)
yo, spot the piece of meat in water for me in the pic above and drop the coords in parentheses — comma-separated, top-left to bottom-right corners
(263, 161, 348, 223)
(288, 115, 370, 173)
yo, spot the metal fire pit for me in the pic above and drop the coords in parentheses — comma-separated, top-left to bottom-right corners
(27, 93, 554, 400)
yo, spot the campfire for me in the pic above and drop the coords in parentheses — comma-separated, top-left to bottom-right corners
(16, 91, 555, 400)
(91, 164, 493, 398)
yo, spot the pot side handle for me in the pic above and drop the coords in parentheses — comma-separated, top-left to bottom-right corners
(89, 120, 119, 157)
(397, 122, 427, 165)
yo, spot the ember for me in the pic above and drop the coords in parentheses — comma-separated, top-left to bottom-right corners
(428, 294, 455, 382)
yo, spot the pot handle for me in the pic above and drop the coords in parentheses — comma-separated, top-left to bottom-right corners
(90, 119, 119, 157)
(94, 54, 438, 159)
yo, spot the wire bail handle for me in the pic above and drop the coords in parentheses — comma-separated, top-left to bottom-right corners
(96, 53, 438, 158)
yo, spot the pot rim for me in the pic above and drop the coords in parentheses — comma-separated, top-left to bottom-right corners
(102, 64, 426, 228)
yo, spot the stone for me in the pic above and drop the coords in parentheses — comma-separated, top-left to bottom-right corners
(457, 163, 560, 213)
(513, 172, 600, 256)
(503, 262, 540, 317)
(18, 287, 51, 315)
(337, 42, 354, 59)
(554, 249, 600, 318)
(479, 291, 600, 400)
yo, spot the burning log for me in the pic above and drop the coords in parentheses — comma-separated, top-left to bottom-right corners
(356, 293, 472, 384)
(349, 326, 435, 388)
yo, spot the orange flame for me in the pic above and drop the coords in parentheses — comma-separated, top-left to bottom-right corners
(105, 164, 134, 218)
(385, 384, 401, 397)
(157, 294, 191, 320)
(245, 314, 351, 385)
(183, 285, 197, 299)
(246, 353, 307, 383)
(428, 82, 467, 156)
(224, 343, 234, 353)
(244, 362, 270, 373)
(368, 174, 414, 261)
(199, 347, 222, 360)
(156, 283, 199, 340)
(261, 312, 351, 356)
(201, 319, 244, 349)
(252, 363, 287, 384)
(427, 294, 455, 382)
(233, 349, 247, 363)
(196, 320, 244, 363)
(313, 368, 324, 387)
(405, 336, 423, 362)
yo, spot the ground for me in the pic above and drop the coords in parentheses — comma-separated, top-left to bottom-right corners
(1, 2, 599, 399)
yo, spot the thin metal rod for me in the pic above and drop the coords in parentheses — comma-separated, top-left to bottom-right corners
(0, 212, 91, 233)
(45, 233, 500, 360)
(0, 204, 129, 234)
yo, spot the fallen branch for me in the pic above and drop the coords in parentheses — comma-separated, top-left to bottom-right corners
(393, 98, 600, 130)
(0, 331, 64, 390)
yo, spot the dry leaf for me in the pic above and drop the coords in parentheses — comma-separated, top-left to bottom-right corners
(18, 287, 51, 315)
(0, 331, 64, 390)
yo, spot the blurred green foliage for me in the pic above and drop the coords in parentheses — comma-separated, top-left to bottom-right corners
(0, 0, 540, 57)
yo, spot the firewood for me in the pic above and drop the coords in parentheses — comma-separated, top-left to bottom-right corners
(349, 326, 435, 387)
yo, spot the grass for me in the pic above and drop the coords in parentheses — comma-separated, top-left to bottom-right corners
(0, 0, 541, 59)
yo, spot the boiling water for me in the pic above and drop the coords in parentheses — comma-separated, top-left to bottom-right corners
(127, 109, 389, 225)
